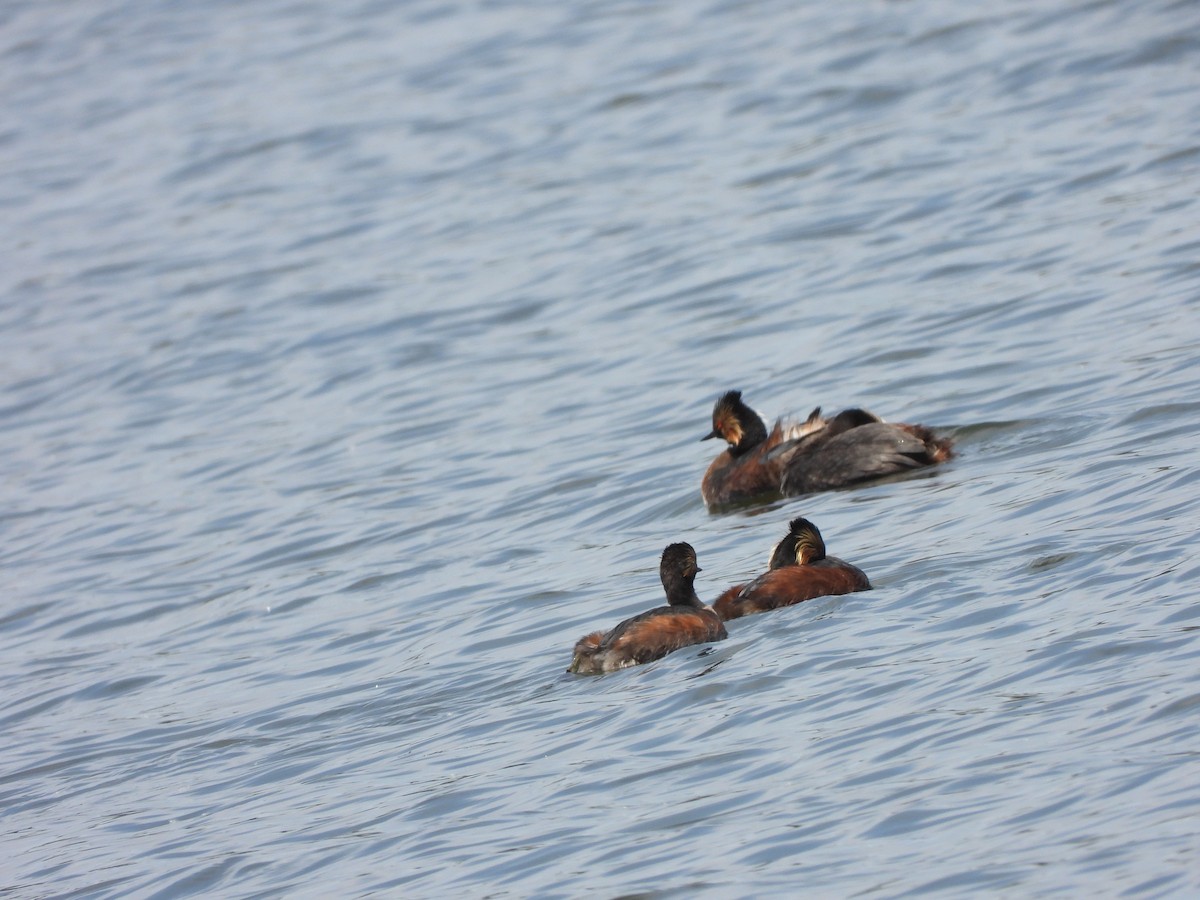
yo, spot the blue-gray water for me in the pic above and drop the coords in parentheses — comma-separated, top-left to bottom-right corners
(3, 0, 1200, 896)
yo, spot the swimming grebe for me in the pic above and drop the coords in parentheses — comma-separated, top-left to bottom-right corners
(701, 390, 953, 509)
(713, 517, 870, 621)
(569, 542, 728, 674)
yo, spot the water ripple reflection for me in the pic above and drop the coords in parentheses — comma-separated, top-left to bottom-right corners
(2, 0, 1200, 896)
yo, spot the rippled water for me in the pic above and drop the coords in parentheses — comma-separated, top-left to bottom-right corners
(4, 0, 1200, 896)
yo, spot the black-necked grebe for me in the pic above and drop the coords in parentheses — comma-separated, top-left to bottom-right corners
(701, 390, 953, 509)
(569, 542, 727, 674)
(713, 517, 870, 621)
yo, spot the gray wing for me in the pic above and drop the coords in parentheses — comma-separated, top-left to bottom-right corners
(779, 422, 932, 494)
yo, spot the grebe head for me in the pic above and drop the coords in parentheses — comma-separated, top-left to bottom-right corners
(768, 517, 827, 569)
(660, 542, 704, 607)
(701, 390, 768, 455)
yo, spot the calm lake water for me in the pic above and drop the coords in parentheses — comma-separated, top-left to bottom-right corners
(3, 0, 1200, 896)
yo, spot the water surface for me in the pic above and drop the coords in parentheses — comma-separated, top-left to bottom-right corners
(3, 0, 1200, 896)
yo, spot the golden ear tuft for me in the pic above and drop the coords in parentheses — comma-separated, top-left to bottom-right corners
(787, 517, 826, 565)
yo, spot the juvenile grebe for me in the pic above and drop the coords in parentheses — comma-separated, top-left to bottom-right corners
(569, 542, 727, 674)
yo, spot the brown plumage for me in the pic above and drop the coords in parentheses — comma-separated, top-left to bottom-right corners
(701, 390, 953, 510)
(569, 543, 728, 675)
(713, 517, 870, 622)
